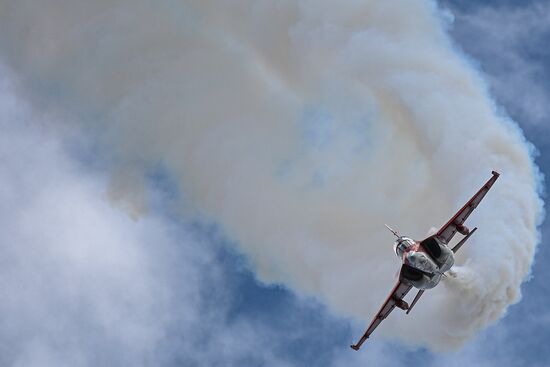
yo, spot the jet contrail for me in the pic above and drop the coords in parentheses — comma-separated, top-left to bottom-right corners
(0, 0, 542, 349)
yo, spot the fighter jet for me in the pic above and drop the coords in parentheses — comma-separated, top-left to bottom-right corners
(350, 171, 500, 351)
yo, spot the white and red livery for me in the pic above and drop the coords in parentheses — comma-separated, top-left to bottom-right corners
(351, 171, 500, 351)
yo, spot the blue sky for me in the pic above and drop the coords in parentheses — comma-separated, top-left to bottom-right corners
(416, 2, 550, 365)
(0, 1, 548, 366)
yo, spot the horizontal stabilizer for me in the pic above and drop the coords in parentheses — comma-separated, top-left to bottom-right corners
(451, 227, 477, 253)
(406, 289, 425, 315)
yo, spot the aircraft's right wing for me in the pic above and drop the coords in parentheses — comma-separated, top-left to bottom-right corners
(436, 171, 499, 246)
(350, 277, 412, 351)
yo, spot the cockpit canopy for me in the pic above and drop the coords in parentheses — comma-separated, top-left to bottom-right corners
(393, 237, 415, 257)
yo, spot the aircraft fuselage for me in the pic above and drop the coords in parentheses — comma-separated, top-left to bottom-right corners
(394, 236, 454, 289)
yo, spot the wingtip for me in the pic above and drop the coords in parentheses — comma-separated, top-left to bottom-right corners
(492, 170, 500, 177)
(350, 345, 360, 351)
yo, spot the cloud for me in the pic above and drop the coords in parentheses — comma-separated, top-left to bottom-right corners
(0, 75, 175, 365)
(442, 0, 550, 126)
(0, 70, 332, 367)
(0, 0, 543, 351)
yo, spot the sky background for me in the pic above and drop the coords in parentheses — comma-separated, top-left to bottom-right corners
(443, 2, 550, 363)
(0, 1, 548, 366)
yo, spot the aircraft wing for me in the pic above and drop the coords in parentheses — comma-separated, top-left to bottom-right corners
(436, 171, 500, 246)
(350, 278, 412, 350)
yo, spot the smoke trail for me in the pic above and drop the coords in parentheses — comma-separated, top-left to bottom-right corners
(0, 0, 542, 349)
(0, 70, 322, 367)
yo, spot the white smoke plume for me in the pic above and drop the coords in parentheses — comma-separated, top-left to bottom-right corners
(0, 0, 543, 350)
(0, 72, 308, 367)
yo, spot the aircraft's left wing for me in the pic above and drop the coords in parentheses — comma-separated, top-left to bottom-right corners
(436, 171, 499, 246)
(350, 279, 412, 350)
